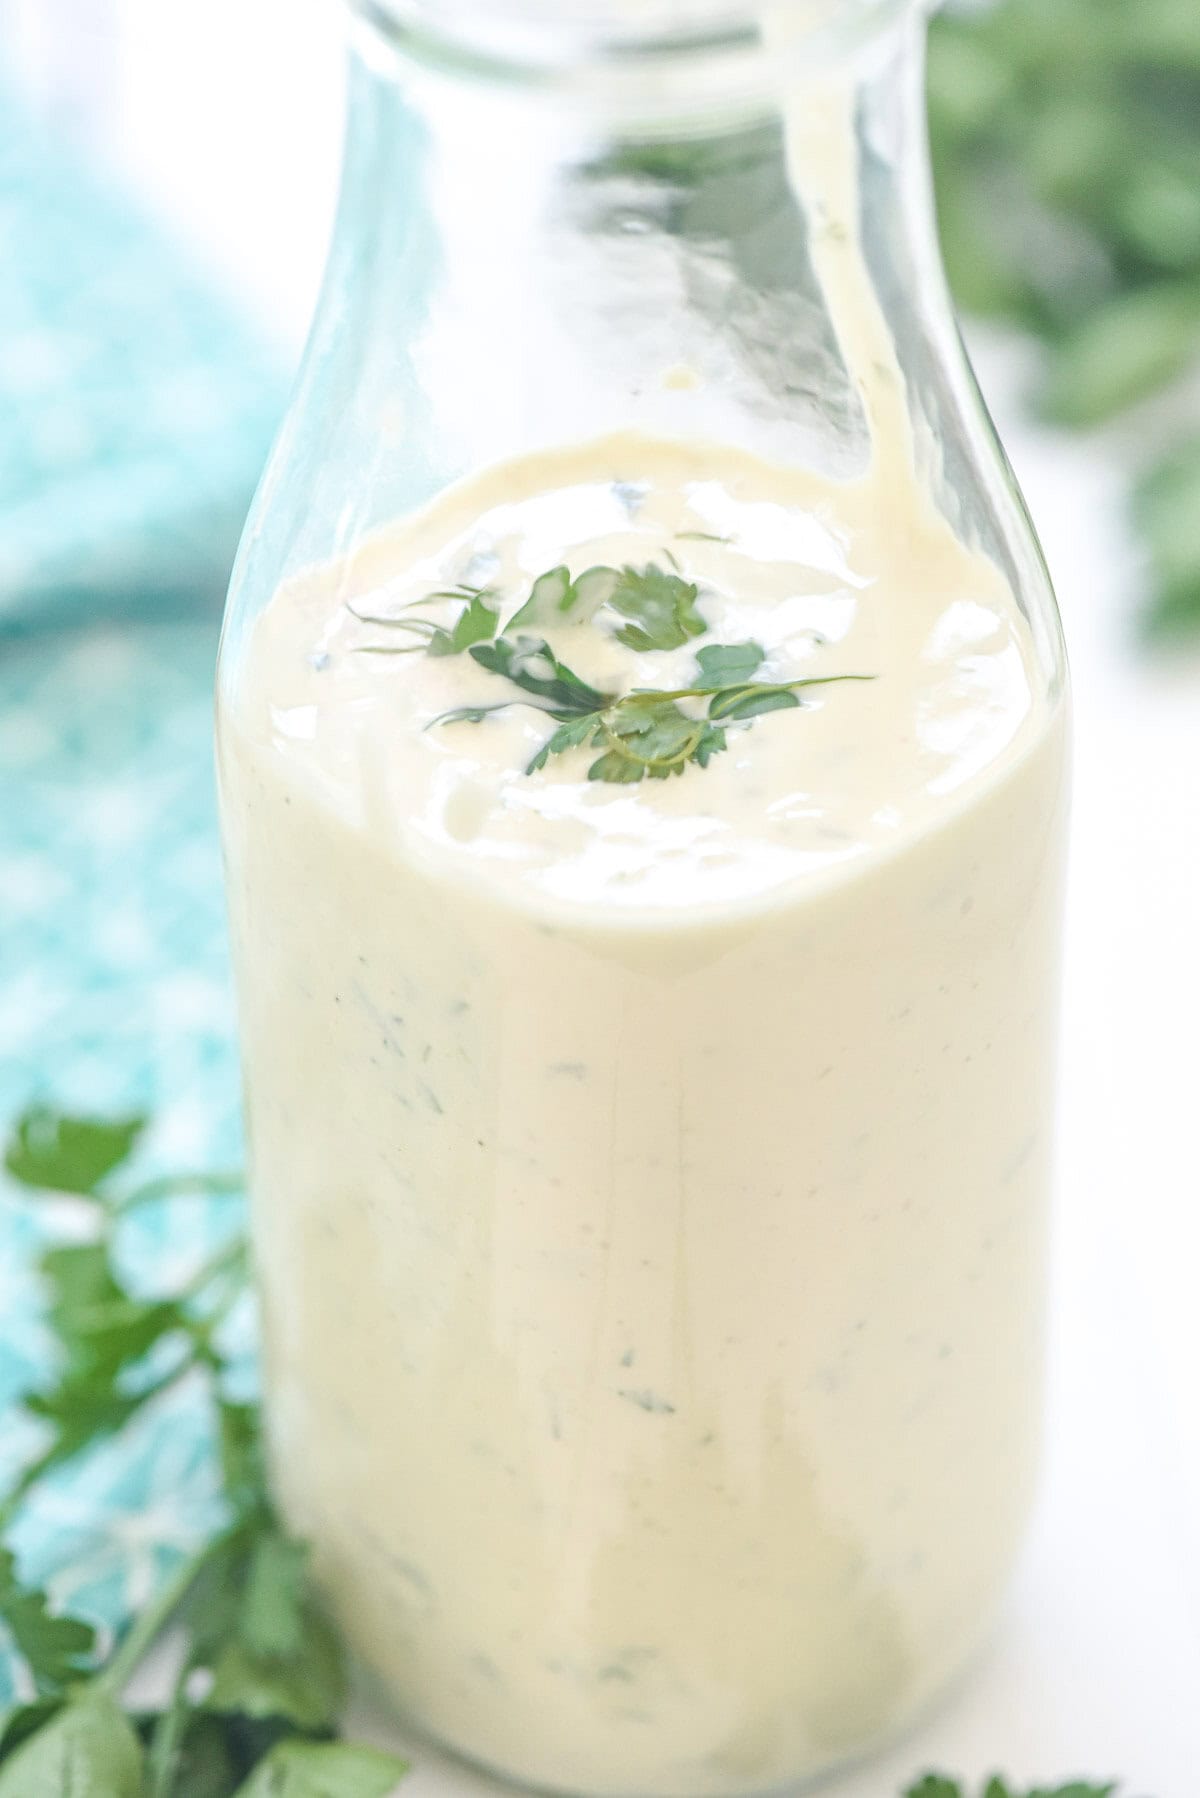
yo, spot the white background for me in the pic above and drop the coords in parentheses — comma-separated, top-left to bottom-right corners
(9, 1, 1200, 1789)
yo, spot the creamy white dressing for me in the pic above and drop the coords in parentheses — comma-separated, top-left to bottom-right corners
(218, 66, 1067, 1798)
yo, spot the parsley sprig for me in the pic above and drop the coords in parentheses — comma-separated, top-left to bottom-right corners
(0, 1109, 406, 1798)
(361, 561, 870, 782)
(905, 1782, 1122, 1798)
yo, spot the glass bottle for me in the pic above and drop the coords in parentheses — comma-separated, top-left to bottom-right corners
(216, 3, 1069, 1794)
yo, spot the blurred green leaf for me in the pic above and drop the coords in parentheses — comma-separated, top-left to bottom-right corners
(1138, 563, 1200, 639)
(1114, 160, 1200, 272)
(40, 1241, 184, 1383)
(0, 1550, 95, 1695)
(201, 1526, 345, 1735)
(1133, 436, 1200, 582)
(0, 1699, 65, 1764)
(4, 1108, 145, 1197)
(217, 1401, 268, 1522)
(232, 1740, 407, 1798)
(1037, 289, 1200, 427)
(159, 1713, 246, 1798)
(0, 1693, 143, 1796)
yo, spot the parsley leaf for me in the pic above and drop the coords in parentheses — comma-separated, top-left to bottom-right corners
(508, 564, 619, 630)
(7, 1229, 247, 1506)
(1028, 1788, 1120, 1798)
(40, 1241, 184, 1383)
(203, 1621, 343, 1734)
(352, 586, 499, 659)
(0, 1548, 95, 1694)
(0, 1692, 144, 1795)
(693, 642, 766, 687)
(707, 682, 802, 721)
(237, 1535, 312, 1664)
(606, 564, 708, 651)
(194, 1528, 344, 1733)
(217, 1401, 267, 1523)
(525, 713, 603, 774)
(0, 1698, 65, 1763)
(232, 1741, 408, 1798)
(470, 636, 611, 716)
(583, 748, 647, 784)
(156, 1713, 245, 1798)
(594, 695, 727, 781)
(4, 1107, 144, 1197)
(510, 563, 573, 626)
(528, 694, 729, 785)
(21, 1376, 164, 1478)
(425, 591, 499, 657)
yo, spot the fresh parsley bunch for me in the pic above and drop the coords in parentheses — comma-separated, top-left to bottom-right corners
(929, 0, 1200, 636)
(0, 1108, 406, 1798)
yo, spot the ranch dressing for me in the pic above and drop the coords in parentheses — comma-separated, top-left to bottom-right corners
(218, 68, 1067, 1798)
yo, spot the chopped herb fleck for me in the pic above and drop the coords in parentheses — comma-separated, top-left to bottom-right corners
(617, 1389, 676, 1415)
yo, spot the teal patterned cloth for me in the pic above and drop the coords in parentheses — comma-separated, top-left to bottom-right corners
(0, 83, 278, 1697)
(0, 88, 282, 635)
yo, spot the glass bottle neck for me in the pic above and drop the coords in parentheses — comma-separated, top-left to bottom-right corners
(329, 0, 940, 490)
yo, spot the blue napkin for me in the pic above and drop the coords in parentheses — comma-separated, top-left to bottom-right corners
(0, 90, 284, 634)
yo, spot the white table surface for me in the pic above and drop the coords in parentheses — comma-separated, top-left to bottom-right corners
(14, 2, 1200, 1788)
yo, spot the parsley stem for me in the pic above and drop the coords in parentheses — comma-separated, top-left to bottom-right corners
(180, 1236, 248, 1305)
(114, 1171, 242, 1216)
(357, 644, 429, 656)
(96, 1531, 233, 1700)
(632, 673, 874, 704)
(144, 1655, 194, 1797)
(352, 617, 436, 635)
(0, 1446, 60, 1528)
(190, 1273, 250, 1359)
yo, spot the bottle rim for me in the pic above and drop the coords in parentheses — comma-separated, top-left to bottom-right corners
(351, 0, 924, 117)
